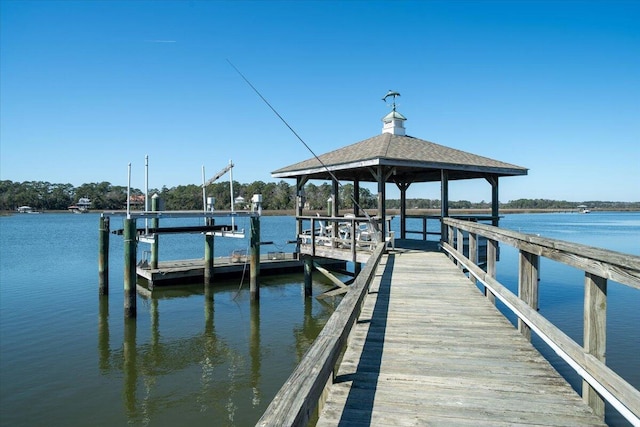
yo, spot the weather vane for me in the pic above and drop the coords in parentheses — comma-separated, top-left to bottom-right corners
(382, 90, 401, 111)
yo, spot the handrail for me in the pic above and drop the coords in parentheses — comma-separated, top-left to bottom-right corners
(441, 217, 640, 424)
(256, 243, 387, 426)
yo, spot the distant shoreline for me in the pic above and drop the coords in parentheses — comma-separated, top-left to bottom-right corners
(3, 208, 639, 217)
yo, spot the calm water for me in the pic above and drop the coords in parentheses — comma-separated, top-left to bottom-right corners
(0, 212, 638, 426)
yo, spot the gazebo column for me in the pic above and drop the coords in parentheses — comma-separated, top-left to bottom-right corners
(296, 176, 308, 259)
(486, 175, 499, 227)
(377, 166, 386, 239)
(332, 179, 339, 217)
(440, 169, 449, 243)
(353, 179, 360, 217)
(396, 181, 411, 239)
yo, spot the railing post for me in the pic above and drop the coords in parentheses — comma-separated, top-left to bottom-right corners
(456, 228, 464, 270)
(518, 250, 539, 340)
(311, 217, 316, 256)
(469, 232, 477, 285)
(422, 216, 427, 241)
(485, 239, 497, 304)
(583, 272, 607, 419)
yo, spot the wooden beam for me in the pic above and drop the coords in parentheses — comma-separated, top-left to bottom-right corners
(584, 272, 607, 419)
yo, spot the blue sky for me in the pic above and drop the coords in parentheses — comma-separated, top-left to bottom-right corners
(1, 0, 638, 202)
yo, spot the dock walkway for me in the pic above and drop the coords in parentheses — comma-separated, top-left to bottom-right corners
(316, 245, 605, 426)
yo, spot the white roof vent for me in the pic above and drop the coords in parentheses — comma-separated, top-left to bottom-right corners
(381, 90, 406, 135)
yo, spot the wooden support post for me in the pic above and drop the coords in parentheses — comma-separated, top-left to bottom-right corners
(583, 272, 607, 419)
(150, 194, 160, 269)
(98, 216, 110, 295)
(440, 169, 449, 243)
(296, 177, 306, 259)
(489, 175, 500, 227)
(486, 239, 497, 304)
(518, 250, 539, 340)
(250, 215, 260, 301)
(353, 179, 360, 217)
(204, 218, 214, 286)
(422, 216, 427, 241)
(123, 218, 137, 318)
(354, 262, 361, 276)
(469, 232, 477, 285)
(304, 256, 313, 297)
(98, 295, 109, 370)
(397, 182, 410, 239)
(456, 228, 464, 270)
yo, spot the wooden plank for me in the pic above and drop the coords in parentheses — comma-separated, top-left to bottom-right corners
(314, 262, 347, 288)
(441, 241, 640, 423)
(317, 249, 607, 427)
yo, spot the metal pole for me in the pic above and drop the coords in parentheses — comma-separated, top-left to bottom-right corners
(124, 218, 137, 318)
(98, 215, 110, 295)
(145, 155, 149, 234)
(150, 194, 159, 269)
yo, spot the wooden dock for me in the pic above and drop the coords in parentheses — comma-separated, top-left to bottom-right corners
(136, 254, 346, 288)
(315, 246, 606, 426)
(317, 246, 605, 426)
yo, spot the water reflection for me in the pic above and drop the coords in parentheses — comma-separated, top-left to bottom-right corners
(97, 279, 338, 426)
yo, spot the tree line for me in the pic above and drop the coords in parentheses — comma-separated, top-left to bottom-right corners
(1, 180, 637, 212)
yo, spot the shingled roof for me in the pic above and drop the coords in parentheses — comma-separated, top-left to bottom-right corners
(272, 133, 527, 183)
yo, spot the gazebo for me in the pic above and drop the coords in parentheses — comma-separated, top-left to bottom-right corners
(272, 92, 528, 247)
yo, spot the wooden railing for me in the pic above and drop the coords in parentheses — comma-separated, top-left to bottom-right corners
(405, 214, 499, 240)
(256, 243, 387, 426)
(441, 217, 640, 424)
(296, 215, 385, 262)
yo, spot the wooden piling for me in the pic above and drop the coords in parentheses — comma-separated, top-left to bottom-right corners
(204, 218, 214, 286)
(304, 256, 313, 297)
(250, 215, 260, 300)
(124, 218, 137, 318)
(98, 216, 110, 295)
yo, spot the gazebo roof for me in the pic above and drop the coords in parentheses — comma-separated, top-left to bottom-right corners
(272, 133, 528, 183)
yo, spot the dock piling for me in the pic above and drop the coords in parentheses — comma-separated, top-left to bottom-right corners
(204, 218, 214, 286)
(304, 256, 313, 296)
(99, 216, 110, 295)
(250, 195, 262, 301)
(124, 218, 137, 318)
(250, 215, 260, 300)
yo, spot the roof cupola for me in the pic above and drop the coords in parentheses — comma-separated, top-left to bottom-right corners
(381, 90, 406, 136)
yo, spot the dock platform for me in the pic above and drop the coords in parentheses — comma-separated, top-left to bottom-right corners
(316, 245, 606, 426)
(136, 254, 346, 288)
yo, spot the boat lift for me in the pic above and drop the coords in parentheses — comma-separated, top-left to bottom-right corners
(202, 160, 245, 238)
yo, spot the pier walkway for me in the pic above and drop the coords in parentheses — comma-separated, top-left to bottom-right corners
(315, 243, 605, 426)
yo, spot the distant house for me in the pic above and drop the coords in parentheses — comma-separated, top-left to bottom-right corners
(69, 197, 91, 213)
(128, 195, 146, 209)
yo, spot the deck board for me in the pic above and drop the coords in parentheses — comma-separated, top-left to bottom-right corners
(316, 247, 606, 426)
